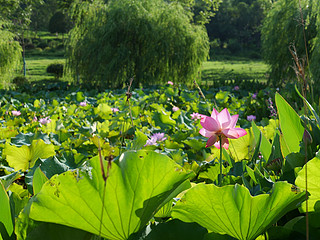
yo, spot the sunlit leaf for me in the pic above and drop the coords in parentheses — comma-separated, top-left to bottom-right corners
(33, 167, 48, 195)
(131, 130, 148, 150)
(4, 139, 55, 171)
(295, 156, 320, 212)
(172, 182, 305, 240)
(0, 181, 13, 239)
(275, 93, 304, 157)
(252, 121, 271, 161)
(94, 103, 112, 119)
(228, 129, 254, 161)
(29, 150, 192, 239)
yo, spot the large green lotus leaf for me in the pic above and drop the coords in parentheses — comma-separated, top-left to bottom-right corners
(0, 127, 17, 140)
(130, 130, 148, 150)
(29, 150, 192, 240)
(152, 112, 176, 129)
(228, 129, 254, 161)
(4, 139, 55, 171)
(10, 132, 51, 147)
(252, 121, 271, 161)
(94, 103, 112, 119)
(198, 164, 220, 183)
(183, 138, 204, 152)
(0, 181, 13, 240)
(172, 182, 305, 240)
(76, 91, 85, 102)
(275, 93, 304, 157)
(295, 157, 320, 212)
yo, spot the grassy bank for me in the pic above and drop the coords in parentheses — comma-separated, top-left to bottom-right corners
(201, 59, 269, 87)
(22, 55, 269, 86)
(24, 55, 65, 82)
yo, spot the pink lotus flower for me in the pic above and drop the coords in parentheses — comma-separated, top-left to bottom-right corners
(144, 133, 167, 146)
(12, 110, 21, 116)
(167, 81, 174, 85)
(252, 93, 257, 99)
(111, 108, 119, 113)
(152, 133, 167, 142)
(79, 101, 87, 107)
(191, 112, 202, 120)
(39, 117, 51, 125)
(199, 108, 247, 149)
(172, 106, 179, 112)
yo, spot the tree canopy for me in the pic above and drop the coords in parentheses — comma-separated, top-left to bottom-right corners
(67, 0, 214, 87)
(261, 0, 320, 86)
(48, 11, 70, 34)
(206, 0, 271, 57)
(0, 21, 22, 84)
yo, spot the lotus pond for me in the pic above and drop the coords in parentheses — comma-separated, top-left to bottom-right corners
(0, 82, 319, 240)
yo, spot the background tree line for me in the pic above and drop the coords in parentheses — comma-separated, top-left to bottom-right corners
(0, 0, 319, 89)
(206, 0, 271, 59)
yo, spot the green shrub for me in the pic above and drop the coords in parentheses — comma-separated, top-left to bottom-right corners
(12, 76, 29, 86)
(37, 41, 48, 49)
(46, 63, 63, 79)
(34, 47, 43, 53)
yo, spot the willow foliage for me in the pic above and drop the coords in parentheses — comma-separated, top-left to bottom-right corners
(309, 1, 320, 86)
(66, 0, 209, 88)
(0, 21, 21, 84)
(261, 0, 319, 86)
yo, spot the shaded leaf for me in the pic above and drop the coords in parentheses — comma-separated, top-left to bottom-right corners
(129, 219, 208, 240)
(11, 132, 51, 147)
(152, 112, 176, 129)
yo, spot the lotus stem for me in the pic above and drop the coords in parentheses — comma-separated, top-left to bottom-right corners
(219, 136, 223, 187)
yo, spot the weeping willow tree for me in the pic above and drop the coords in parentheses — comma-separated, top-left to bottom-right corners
(66, 0, 210, 88)
(309, 2, 320, 86)
(0, 21, 21, 86)
(261, 0, 320, 87)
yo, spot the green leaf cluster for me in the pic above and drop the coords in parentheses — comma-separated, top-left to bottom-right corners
(1, 84, 320, 239)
